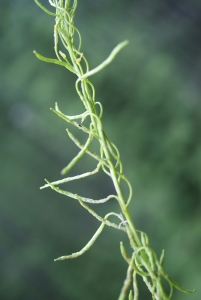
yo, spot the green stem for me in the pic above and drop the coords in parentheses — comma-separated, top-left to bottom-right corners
(34, 1, 196, 299)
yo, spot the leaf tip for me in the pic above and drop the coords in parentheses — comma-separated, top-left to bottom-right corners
(54, 256, 66, 261)
(60, 170, 65, 175)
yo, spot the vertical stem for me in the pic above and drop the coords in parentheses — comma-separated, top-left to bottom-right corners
(65, 0, 72, 9)
(34, 1, 195, 298)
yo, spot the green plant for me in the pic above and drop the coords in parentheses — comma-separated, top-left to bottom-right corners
(33, 1, 195, 299)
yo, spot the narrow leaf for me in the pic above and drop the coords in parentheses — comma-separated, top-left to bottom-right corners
(33, 51, 75, 73)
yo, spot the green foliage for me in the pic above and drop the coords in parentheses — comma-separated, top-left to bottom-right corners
(33, 1, 196, 299)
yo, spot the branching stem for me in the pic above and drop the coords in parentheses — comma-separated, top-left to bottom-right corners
(34, 1, 195, 299)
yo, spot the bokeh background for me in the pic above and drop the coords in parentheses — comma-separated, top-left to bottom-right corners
(1, 0, 201, 299)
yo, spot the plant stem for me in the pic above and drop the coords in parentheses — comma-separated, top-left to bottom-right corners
(34, 1, 195, 299)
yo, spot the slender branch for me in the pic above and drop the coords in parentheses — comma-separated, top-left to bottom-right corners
(54, 222, 105, 261)
(118, 252, 136, 300)
(54, 211, 121, 261)
(40, 163, 101, 189)
(61, 131, 93, 175)
(79, 40, 129, 79)
(45, 179, 119, 204)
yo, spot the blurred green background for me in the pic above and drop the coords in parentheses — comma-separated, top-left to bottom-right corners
(1, 0, 201, 299)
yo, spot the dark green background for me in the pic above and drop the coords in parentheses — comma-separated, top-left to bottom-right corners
(1, 0, 201, 299)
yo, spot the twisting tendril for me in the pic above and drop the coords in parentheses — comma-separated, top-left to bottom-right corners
(34, 1, 195, 299)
